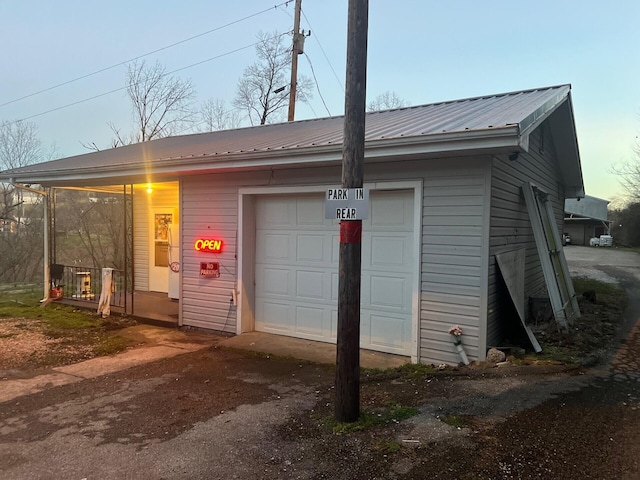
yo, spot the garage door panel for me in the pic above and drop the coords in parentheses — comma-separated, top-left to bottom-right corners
(369, 191, 413, 230)
(296, 234, 326, 262)
(258, 233, 291, 262)
(296, 270, 328, 300)
(258, 268, 290, 296)
(331, 234, 340, 263)
(364, 313, 410, 353)
(257, 301, 291, 332)
(296, 196, 326, 226)
(257, 198, 292, 227)
(369, 275, 409, 310)
(369, 236, 409, 269)
(294, 305, 327, 338)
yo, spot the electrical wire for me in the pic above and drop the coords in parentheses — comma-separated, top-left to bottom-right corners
(301, 9, 344, 94)
(303, 53, 331, 117)
(9, 33, 289, 126)
(0, 1, 292, 109)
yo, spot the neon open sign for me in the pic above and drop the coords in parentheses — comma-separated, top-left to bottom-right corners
(194, 238, 223, 253)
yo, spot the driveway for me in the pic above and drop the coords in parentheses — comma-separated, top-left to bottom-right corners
(564, 245, 640, 284)
(1, 247, 639, 479)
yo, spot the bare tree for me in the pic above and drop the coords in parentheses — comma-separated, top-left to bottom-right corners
(0, 120, 47, 283)
(54, 190, 125, 269)
(126, 60, 196, 142)
(81, 60, 197, 151)
(367, 91, 409, 112)
(234, 31, 313, 125)
(200, 98, 242, 132)
(612, 140, 640, 202)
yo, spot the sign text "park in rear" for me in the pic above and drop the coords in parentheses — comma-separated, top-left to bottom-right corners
(325, 188, 369, 220)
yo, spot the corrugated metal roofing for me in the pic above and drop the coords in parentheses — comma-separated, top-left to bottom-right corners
(1, 84, 574, 181)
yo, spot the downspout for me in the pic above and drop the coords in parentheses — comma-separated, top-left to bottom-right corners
(10, 180, 49, 303)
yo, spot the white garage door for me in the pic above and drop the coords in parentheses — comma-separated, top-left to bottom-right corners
(255, 190, 415, 356)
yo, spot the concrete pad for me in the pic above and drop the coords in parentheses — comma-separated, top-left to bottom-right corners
(219, 331, 410, 370)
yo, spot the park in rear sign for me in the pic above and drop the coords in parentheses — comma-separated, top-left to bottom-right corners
(325, 187, 369, 220)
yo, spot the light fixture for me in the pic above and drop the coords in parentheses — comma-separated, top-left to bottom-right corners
(146, 183, 153, 194)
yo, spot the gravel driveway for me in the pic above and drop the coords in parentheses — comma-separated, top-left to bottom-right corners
(564, 245, 640, 284)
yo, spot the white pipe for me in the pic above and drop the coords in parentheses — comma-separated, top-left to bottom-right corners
(43, 194, 49, 302)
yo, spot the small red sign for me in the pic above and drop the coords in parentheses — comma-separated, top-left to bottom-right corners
(200, 262, 220, 278)
(194, 238, 223, 253)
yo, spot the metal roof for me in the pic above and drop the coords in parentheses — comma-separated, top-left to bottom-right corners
(565, 195, 610, 222)
(1, 84, 582, 189)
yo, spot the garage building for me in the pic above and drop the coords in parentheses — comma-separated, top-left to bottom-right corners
(0, 84, 584, 364)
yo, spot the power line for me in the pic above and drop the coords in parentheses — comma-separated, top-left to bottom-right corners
(0, 1, 292, 109)
(303, 53, 332, 117)
(301, 9, 344, 94)
(10, 34, 289, 126)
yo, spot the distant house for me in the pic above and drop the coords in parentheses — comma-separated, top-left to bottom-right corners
(0, 85, 584, 365)
(564, 195, 611, 245)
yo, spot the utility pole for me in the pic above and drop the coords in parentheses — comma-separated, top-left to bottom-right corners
(335, 0, 369, 423)
(287, 0, 302, 122)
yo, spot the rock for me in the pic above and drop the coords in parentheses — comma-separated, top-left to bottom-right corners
(583, 290, 597, 303)
(486, 348, 506, 364)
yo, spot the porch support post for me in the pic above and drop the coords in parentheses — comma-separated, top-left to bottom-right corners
(43, 190, 49, 301)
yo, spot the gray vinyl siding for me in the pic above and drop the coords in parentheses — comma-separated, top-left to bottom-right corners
(181, 176, 239, 332)
(180, 157, 490, 364)
(133, 184, 179, 292)
(419, 159, 491, 365)
(487, 122, 566, 347)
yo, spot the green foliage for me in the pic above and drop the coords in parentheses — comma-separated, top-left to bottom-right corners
(0, 288, 96, 329)
(572, 277, 626, 298)
(373, 439, 402, 454)
(441, 414, 469, 428)
(326, 403, 419, 434)
(397, 362, 437, 380)
(93, 335, 131, 356)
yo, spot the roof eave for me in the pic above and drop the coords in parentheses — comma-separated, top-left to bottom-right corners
(0, 127, 522, 187)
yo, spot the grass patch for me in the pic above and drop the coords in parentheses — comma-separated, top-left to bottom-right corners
(93, 335, 132, 356)
(572, 278, 625, 297)
(373, 439, 402, 454)
(441, 414, 469, 428)
(326, 403, 419, 434)
(1, 289, 100, 331)
(397, 363, 437, 380)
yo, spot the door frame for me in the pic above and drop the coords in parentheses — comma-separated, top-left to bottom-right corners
(237, 180, 423, 362)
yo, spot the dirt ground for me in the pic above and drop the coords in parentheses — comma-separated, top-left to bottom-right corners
(0, 314, 137, 372)
(0, 246, 639, 479)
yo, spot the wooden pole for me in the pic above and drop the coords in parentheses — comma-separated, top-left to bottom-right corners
(335, 0, 368, 423)
(287, 0, 302, 122)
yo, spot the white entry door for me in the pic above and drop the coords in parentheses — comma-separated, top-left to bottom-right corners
(149, 210, 174, 292)
(254, 190, 415, 356)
